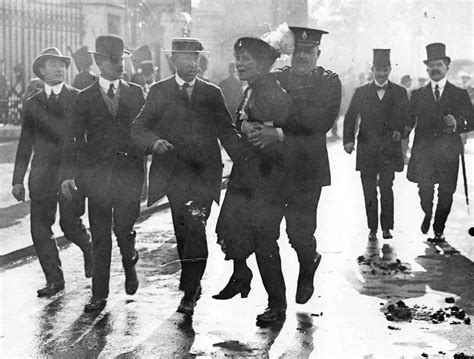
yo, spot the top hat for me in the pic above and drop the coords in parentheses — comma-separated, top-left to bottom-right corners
(165, 38, 207, 53)
(234, 37, 280, 67)
(32, 47, 71, 80)
(289, 27, 328, 48)
(89, 35, 131, 59)
(423, 43, 450, 65)
(140, 60, 156, 76)
(72, 45, 93, 70)
(372, 49, 391, 68)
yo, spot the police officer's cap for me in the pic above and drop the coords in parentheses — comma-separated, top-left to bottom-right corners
(289, 27, 328, 48)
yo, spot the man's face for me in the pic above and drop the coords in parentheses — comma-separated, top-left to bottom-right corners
(291, 45, 320, 76)
(96, 56, 124, 81)
(426, 59, 449, 82)
(371, 66, 391, 84)
(172, 52, 199, 82)
(39, 58, 66, 86)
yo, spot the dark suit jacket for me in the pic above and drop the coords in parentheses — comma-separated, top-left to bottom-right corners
(273, 66, 341, 189)
(407, 81, 474, 185)
(131, 76, 246, 206)
(61, 79, 145, 201)
(344, 81, 409, 173)
(13, 84, 78, 200)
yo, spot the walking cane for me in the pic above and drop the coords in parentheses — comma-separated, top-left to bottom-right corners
(460, 143, 470, 215)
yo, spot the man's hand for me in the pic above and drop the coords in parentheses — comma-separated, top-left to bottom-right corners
(61, 179, 77, 201)
(392, 130, 401, 142)
(12, 184, 25, 202)
(402, 125, 412, 139)
(443, 114, 456, 131)
(152, 139, 175, 155)
(241, 120, 263, 136)
(247, 126, 280, 149)
(344, 142, 355, 154)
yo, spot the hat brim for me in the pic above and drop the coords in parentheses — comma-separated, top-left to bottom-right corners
(423, 56, 451, 65)
(89, 49, 132, 59)
(163, 49, 209, 53)
(32, 54, 71, 80)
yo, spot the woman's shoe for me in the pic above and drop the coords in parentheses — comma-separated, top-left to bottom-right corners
(212, 270, 252, 300)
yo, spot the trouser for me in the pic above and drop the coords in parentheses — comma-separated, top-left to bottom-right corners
(418, 184, 455, 234)
(167, 190, 213, 293)
(87, 195, 140, 299)
(30, 194, 91, 285)
(285, 185, 322, 265)
(360, 170, 395, 231)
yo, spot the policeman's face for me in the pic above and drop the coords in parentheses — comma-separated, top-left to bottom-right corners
(291, 45, 320, 76)
(426, 59, 449, 82)
(96, 55, 125, 81)
(372, 66, 391, 84)
(172, 52, 199, 82)
(234, 49, 260, 82)
(39, 58, 66, 86)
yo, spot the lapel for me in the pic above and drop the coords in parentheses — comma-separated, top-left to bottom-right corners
(89, 80, 113, 117)
(190, 78, 203, 107)
(421, 83, 436, 106)
(116, 80, 131, 118)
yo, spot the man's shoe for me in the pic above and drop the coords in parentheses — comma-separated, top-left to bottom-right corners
(177, 292, 197, 316)
(295, 253, 322, 304)
(83, 244, 94, 278)
(421, 216, 431, 234)
(428, 232, 446, 244)
(368, 230, 378, 241)
(382, 229, 393, 239)
(256, 306, 286, 324)
(37, 282, 65, 297)
(123, 252, 139, 295)
(84, 296, 107, 312)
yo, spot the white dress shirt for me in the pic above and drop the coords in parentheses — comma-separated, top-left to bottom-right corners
(44, 82, 64, 98)
(175, 73, 195, 98)
(99, 76, 120, 95)
(430, 76, 447, 100)
(374, 80, 388, 100)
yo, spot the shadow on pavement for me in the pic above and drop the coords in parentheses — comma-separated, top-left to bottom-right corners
(279, 312, 316, 358)
(0, 200, 30, 229)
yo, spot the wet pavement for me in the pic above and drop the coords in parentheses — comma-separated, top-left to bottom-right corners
(1, 136, 474, 358)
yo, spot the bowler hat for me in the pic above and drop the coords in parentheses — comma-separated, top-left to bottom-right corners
(423, 43, 450, 65)
(32, 47, 71, 80)
(72, 45, 93, 70)
(234, 37, 279, 68)
(372, 49, 391, 68)
(165, 38, 207, 53)
(140, 60, 156, 76)
(289, 27, 328, 48)
(89, 35, 131, 59)
(133, 45, 152, 70)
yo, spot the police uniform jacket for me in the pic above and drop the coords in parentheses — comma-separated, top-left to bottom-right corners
(131, 76, 246, 206)
(60, 79, 145, 201)
(344, 81, 409, 173)
(273, 66, 341, 189)
(13, 84, 78, 200)
(407, 82, 474, 187)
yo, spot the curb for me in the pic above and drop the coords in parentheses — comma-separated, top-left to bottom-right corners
(0, 180, 229, 268)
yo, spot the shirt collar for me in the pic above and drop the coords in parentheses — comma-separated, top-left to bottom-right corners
(175, 73, 196, 87)
(374, 80, 389, 87)
(431, 76, 447, 89)
(99, 76, 120, 91)
(44, 82, 64, 96)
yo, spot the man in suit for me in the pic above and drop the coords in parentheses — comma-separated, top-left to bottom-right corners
(131, 37, 246, 316)
(407, 43, 474, 242)
(61, 35, 146, 312)
(12, 47, 92, 297)
(343, 49, 409, 241)
(250, 27, 342, 305)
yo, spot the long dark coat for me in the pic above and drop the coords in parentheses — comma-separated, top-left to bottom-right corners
(13, 84, 78, 200)
(131, 76, 246, 207)
(343, 81, 409, 173)
(273, 66, 341, 190)
(407, 82, 474, 187)
(60, 80, 145, 201)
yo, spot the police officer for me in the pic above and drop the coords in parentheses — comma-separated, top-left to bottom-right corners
(250, 27, 342, 304)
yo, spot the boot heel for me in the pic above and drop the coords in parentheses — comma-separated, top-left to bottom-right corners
(241, 285, 251, 298)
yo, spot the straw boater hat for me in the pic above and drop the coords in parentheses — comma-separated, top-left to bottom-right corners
(32, 47, 71, 80)
(89, 34, 131, 59)
(165, 38, 208, 53)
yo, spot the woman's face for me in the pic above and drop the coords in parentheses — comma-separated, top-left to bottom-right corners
(234, 49, 260, 82)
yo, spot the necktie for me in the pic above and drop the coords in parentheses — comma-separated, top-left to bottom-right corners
(107, 83, 115, 100)
(434, 84, 440, 102)
(180, 82, 190, 104)
(376, 84, 388, 91)
(47, 92, 58, 107)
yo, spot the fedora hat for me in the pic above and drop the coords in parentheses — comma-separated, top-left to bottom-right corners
(423, 43, 450, 65)
(89, 35, 131, 59)
(32, 47, 71, 80)
(165, 38, 208, 53)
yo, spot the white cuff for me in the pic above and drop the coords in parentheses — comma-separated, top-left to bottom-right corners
(276, 128, 285, 142)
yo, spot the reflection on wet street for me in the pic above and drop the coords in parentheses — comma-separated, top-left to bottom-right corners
(1, 142, 473, 357)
